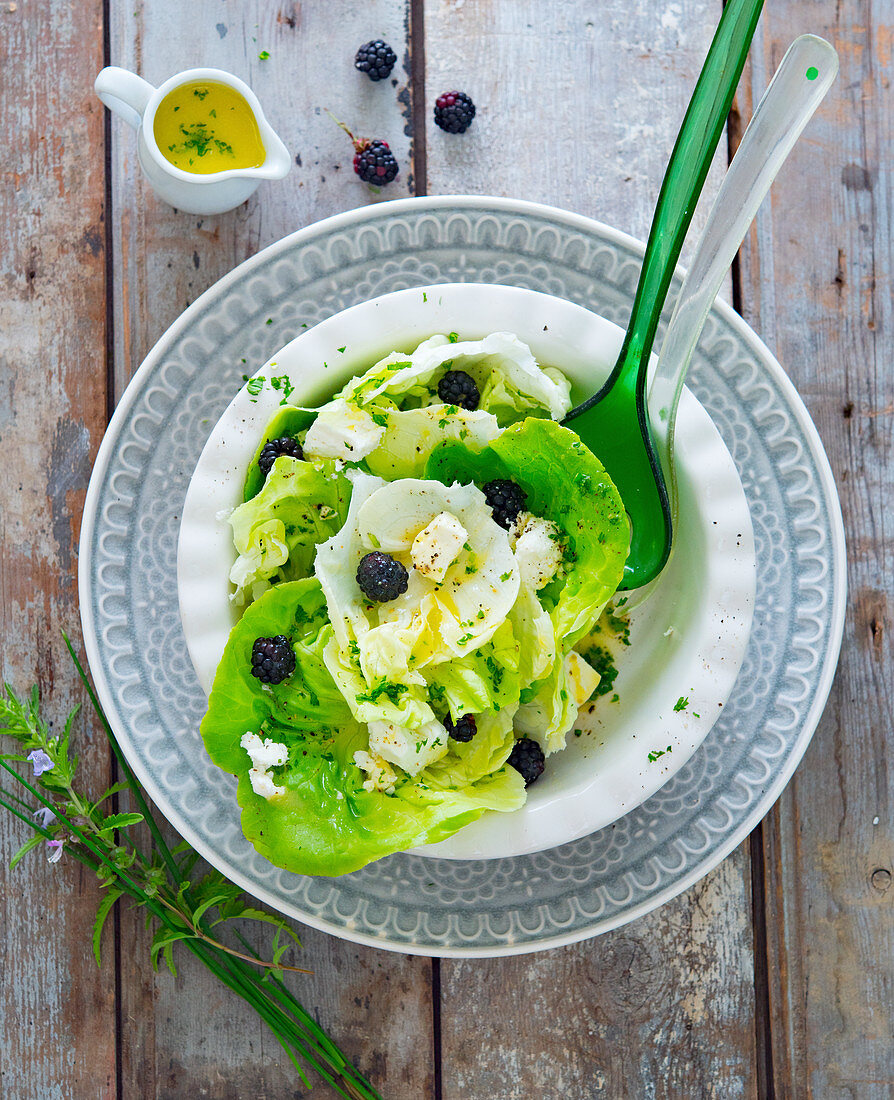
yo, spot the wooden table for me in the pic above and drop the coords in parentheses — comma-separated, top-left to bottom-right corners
(1, 2, 890, 1097)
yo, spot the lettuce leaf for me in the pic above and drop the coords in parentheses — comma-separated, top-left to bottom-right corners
(201, 580, 526, 877)
(337, 332, 572, 422)
(228, 457, 351, 603)
(425, 418, 629, 647)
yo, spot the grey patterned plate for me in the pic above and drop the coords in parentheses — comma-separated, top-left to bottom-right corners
(79, 197, 846, 957)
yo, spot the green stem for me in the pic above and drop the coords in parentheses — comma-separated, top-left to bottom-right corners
(64, 634, 183, 884)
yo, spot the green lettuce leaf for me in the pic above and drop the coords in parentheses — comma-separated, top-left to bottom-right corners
(228, 457, 351, 603)
(425, 418, 629, 647)
(201, 580, 525, 876)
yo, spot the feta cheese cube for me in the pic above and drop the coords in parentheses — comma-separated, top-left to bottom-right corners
(514, 514, 563, 590)
(352, 749, 399, 794)
(411, 511, 468, 582)
(241, 731, 288, 800)
(565, 650, 601, 707)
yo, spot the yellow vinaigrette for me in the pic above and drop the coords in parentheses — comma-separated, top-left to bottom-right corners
(153, 82, 265, 173)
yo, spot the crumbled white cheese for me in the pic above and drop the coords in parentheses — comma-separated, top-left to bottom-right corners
(303, 398, 384, 462)
(368, 717, 449, 776)
(565, 651, 601, 707)
(353, 749, 399, 794)
(513, 513, 563, 590)
(411, 511, 468, 582)
(240, 732, 288, 800)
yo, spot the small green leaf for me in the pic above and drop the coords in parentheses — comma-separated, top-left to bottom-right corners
(92, 887, 124, 967)
(95, 811, 144, 837)
(9, 833, 44, 870)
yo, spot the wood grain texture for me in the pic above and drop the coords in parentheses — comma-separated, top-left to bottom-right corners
(106, 5, 433, 1098)
(0, 1, 116, 1097)
(109, 0, 417, 393)
(738, 5, 894, 1097)
(423, 4, 757, 1097)
(423, 0, 730, 275)
(440, 851, 757, 1100)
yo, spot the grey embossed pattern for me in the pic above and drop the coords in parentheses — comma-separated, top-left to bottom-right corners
(83, 199, 844, 955)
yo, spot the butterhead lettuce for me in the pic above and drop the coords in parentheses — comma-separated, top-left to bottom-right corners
(199, 334, 629, 876)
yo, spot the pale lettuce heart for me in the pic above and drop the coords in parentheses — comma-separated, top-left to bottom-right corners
(228, 518, 289, 604)
(514, 649, 601, 753)
(355, 479, 520, 660)
(322, 634, 434, 729)
(365, 405, 501, 481)
(313, 468, 387, 649)
(368, 716, 449, 775)
(302, 398, 384, 462)
(338, 332, 572, 421)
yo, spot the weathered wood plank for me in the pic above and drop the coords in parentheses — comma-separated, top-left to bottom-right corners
(423, 3, 759, 1096)
(109, 0, 417, 394)
(738, 5, 894, 1096)
(0, 1, 116, 1098)
(107, 5, 433, 1098)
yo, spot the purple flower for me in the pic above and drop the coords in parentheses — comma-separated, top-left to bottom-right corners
(27, 749, 54, 777)
(46, 839, 64, 864)
(33, 806, 57, 828)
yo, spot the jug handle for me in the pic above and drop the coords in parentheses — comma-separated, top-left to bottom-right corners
(95, 67, 155, 130)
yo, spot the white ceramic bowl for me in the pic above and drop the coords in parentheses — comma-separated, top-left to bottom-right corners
(178, 283, 755, 860)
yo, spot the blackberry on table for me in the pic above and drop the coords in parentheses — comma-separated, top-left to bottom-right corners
(507, 737, 545, 786)
(354, 39, 397, 81)
(483, 478, 527, 529)
(445, 713, 477, 742)
(258, 436, 302, 477)
(357, 551, 409, 602)
(433, 91, 476, 134)
(353, 139, 399, 184)
(250, 635, 296, 685)
(437, 369, 479, 410)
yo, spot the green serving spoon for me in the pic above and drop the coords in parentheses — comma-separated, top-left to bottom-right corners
(562, 0, 764, 590)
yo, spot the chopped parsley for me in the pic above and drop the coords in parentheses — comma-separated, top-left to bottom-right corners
(258, 49, 270, 60)
(580, 645, 619, 699)
(355, 681, 409, 705)
(245, 377, 264, 396)
(648, 745, 673, 763)
(448, 332, 459, 343)
(499, 571, 512, 582)
(673, 696, 689, 712)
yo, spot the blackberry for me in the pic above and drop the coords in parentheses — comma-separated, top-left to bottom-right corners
(445, 713, 477, 742)
(353, 139, 399, 185)
(258, 436, 303, 477)
(433, 91, 476, 134)
(250, 635, 296, 685)
(357, 551, 409, 602)
(483, 479, 527, 529)
(507, 737, 545, 786)
(354, 39, 397, 82)
(437, 369, 479, 411)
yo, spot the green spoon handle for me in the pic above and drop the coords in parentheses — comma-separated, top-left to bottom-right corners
(570, 0, 765, 418)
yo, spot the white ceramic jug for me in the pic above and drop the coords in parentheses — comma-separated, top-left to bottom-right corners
(95, 66, 291, 215)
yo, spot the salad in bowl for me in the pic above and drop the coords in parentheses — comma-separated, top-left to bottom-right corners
(198, 328, 629, 875)
(179, 283, 755, 876)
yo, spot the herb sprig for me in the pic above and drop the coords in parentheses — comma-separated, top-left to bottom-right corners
(0, 637, 382, 1100)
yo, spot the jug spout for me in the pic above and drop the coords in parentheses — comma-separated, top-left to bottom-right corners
(254, 124, 292, 181)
